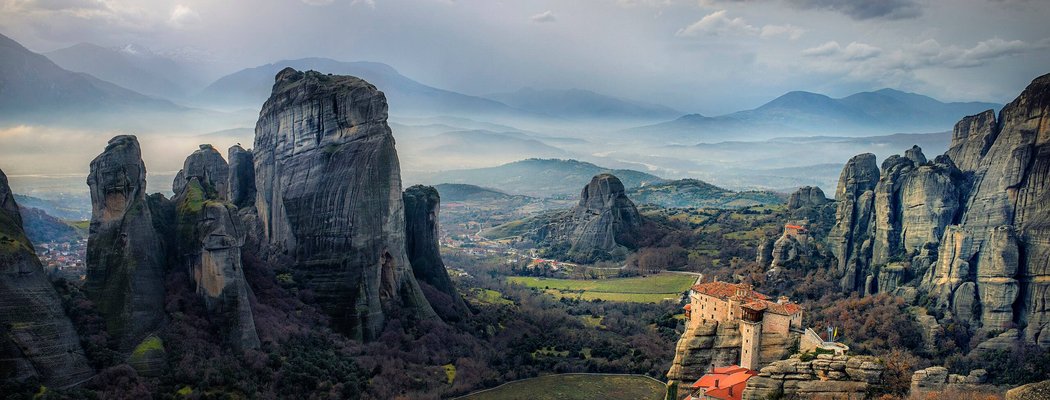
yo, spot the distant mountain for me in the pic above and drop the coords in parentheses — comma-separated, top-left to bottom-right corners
(0, 33, 180, 119)
(44, 43, 207, 100)
(12, 194, 91, 221)
(624, 88, 999, 143)
(485, 87, 680, 121)
(434, 183, 517, 202)
(419, 158, 664, 198)
(626, 179, 784, 209)
(19, 206, 83, 244)
(198, 58, 520, 117)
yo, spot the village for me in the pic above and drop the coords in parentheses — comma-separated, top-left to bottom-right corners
(35, 238, 88, 282)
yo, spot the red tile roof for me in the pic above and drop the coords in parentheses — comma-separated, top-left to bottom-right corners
(690, 368, 757, 400)
(691, 282, 770, 301)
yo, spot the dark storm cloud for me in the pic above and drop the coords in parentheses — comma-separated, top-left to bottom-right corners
(786, 0, 922, 20)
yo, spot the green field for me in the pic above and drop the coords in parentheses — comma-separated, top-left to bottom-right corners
(507, 273, 695, 303)
(456, 374, 666, 400)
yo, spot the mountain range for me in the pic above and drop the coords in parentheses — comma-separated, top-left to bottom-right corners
(0, 33, 180, 120)
(624, 89, 1000, 143)
(44, 43, 209, 101)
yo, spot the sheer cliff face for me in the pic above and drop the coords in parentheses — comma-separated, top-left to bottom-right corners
(830, 73, 1050, 346)
(0, 167, 93, 386)
(172, 144, 260, 350)
(403, 185, 467, 320)
(925, 73, 1050, 346)
(566, 174, 642, 259)
(85, 135, 166, 352)
(253, 68, 433, 339)
(827, 153, 879, 292)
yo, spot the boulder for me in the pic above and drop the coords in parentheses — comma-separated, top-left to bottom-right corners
(742, 355, 884, 400)
(252, 68, 434, 339)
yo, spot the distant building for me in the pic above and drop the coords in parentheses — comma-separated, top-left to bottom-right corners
(687, 282, 802, 369)
(688, 365, 756, 400)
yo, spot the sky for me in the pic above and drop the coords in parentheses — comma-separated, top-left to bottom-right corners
(2, 0, 1049, 115)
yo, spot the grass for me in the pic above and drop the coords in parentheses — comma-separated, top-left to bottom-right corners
(131, 335, 164, 360)
(508, 273, 695, 303)
(469, 288, 514, 306)
(443, 363, 457, 385)
(456, 374, 665, 400)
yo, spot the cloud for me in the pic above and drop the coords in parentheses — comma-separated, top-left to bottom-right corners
(802, 41, 881, 60)
(168, 4, 200, 29)
(700, 0, 922, 20)
(351, 0, 376, 7)
(301, 0, 335, 5)
(530, 10, 556, 23)
(676, 10, 803, 39)
(785, 0, 922, 20)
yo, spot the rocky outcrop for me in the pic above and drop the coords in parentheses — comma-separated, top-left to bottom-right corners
(667, 320, 796, 385)
(173, 144, 259, 350)
(741, 354, 884, 400)
(827, 153, 879, 292)
(769, 227, 813, 269)
(85, 135, 166, 352)
(0, 167, 93, 387)
(403, 185, 466, 320)
(564, 174, 642, 260)
(253, 68, 434, 339)
(787, 186, 829, 210)
(911, 367, 991, 397)
(1007, 379, 1050, 400)
(829, 73, 1050, 347)
(227, 144, 255, 209)
(666, 321, 744, 384)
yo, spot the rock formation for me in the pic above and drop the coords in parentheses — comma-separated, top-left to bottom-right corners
(667, 320, 796, 385)
(564, 174, 642, 259)
(741, 354, 885, 400)
(827, 153, 879, 292)
(911, 367, 990, 397)
(172, 144, 260, 350)
(0, 167, 93, 387)
(253, 68, 434, 339)
(786, 186, 829, 210)
(828, 73, 1050, 346)
(1007, 379, 1050, 400)
(227, 144, 255, 209)
(85, 135, 166, 352)
(403, 185, 467, 320)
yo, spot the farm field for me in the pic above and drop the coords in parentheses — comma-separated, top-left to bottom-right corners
(507, 273, 696, 303)
(456, 373, 666, 400)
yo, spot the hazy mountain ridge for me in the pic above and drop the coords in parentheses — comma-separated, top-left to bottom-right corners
(0, 33, 182, 120)
(44, 42, 208, 101)
(418, 158, 665, 198)
(197, 58, 521, 118)
(625, 88, 999, 143)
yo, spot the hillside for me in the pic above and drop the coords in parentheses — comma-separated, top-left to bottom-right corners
(434, 183, 516, 202)
(626, 179, 784, 209)
(18, 206, 83, 244)
(44, 43, 206, 100)
(421, 159, 664, 198)
(456, 374, 665, 400)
